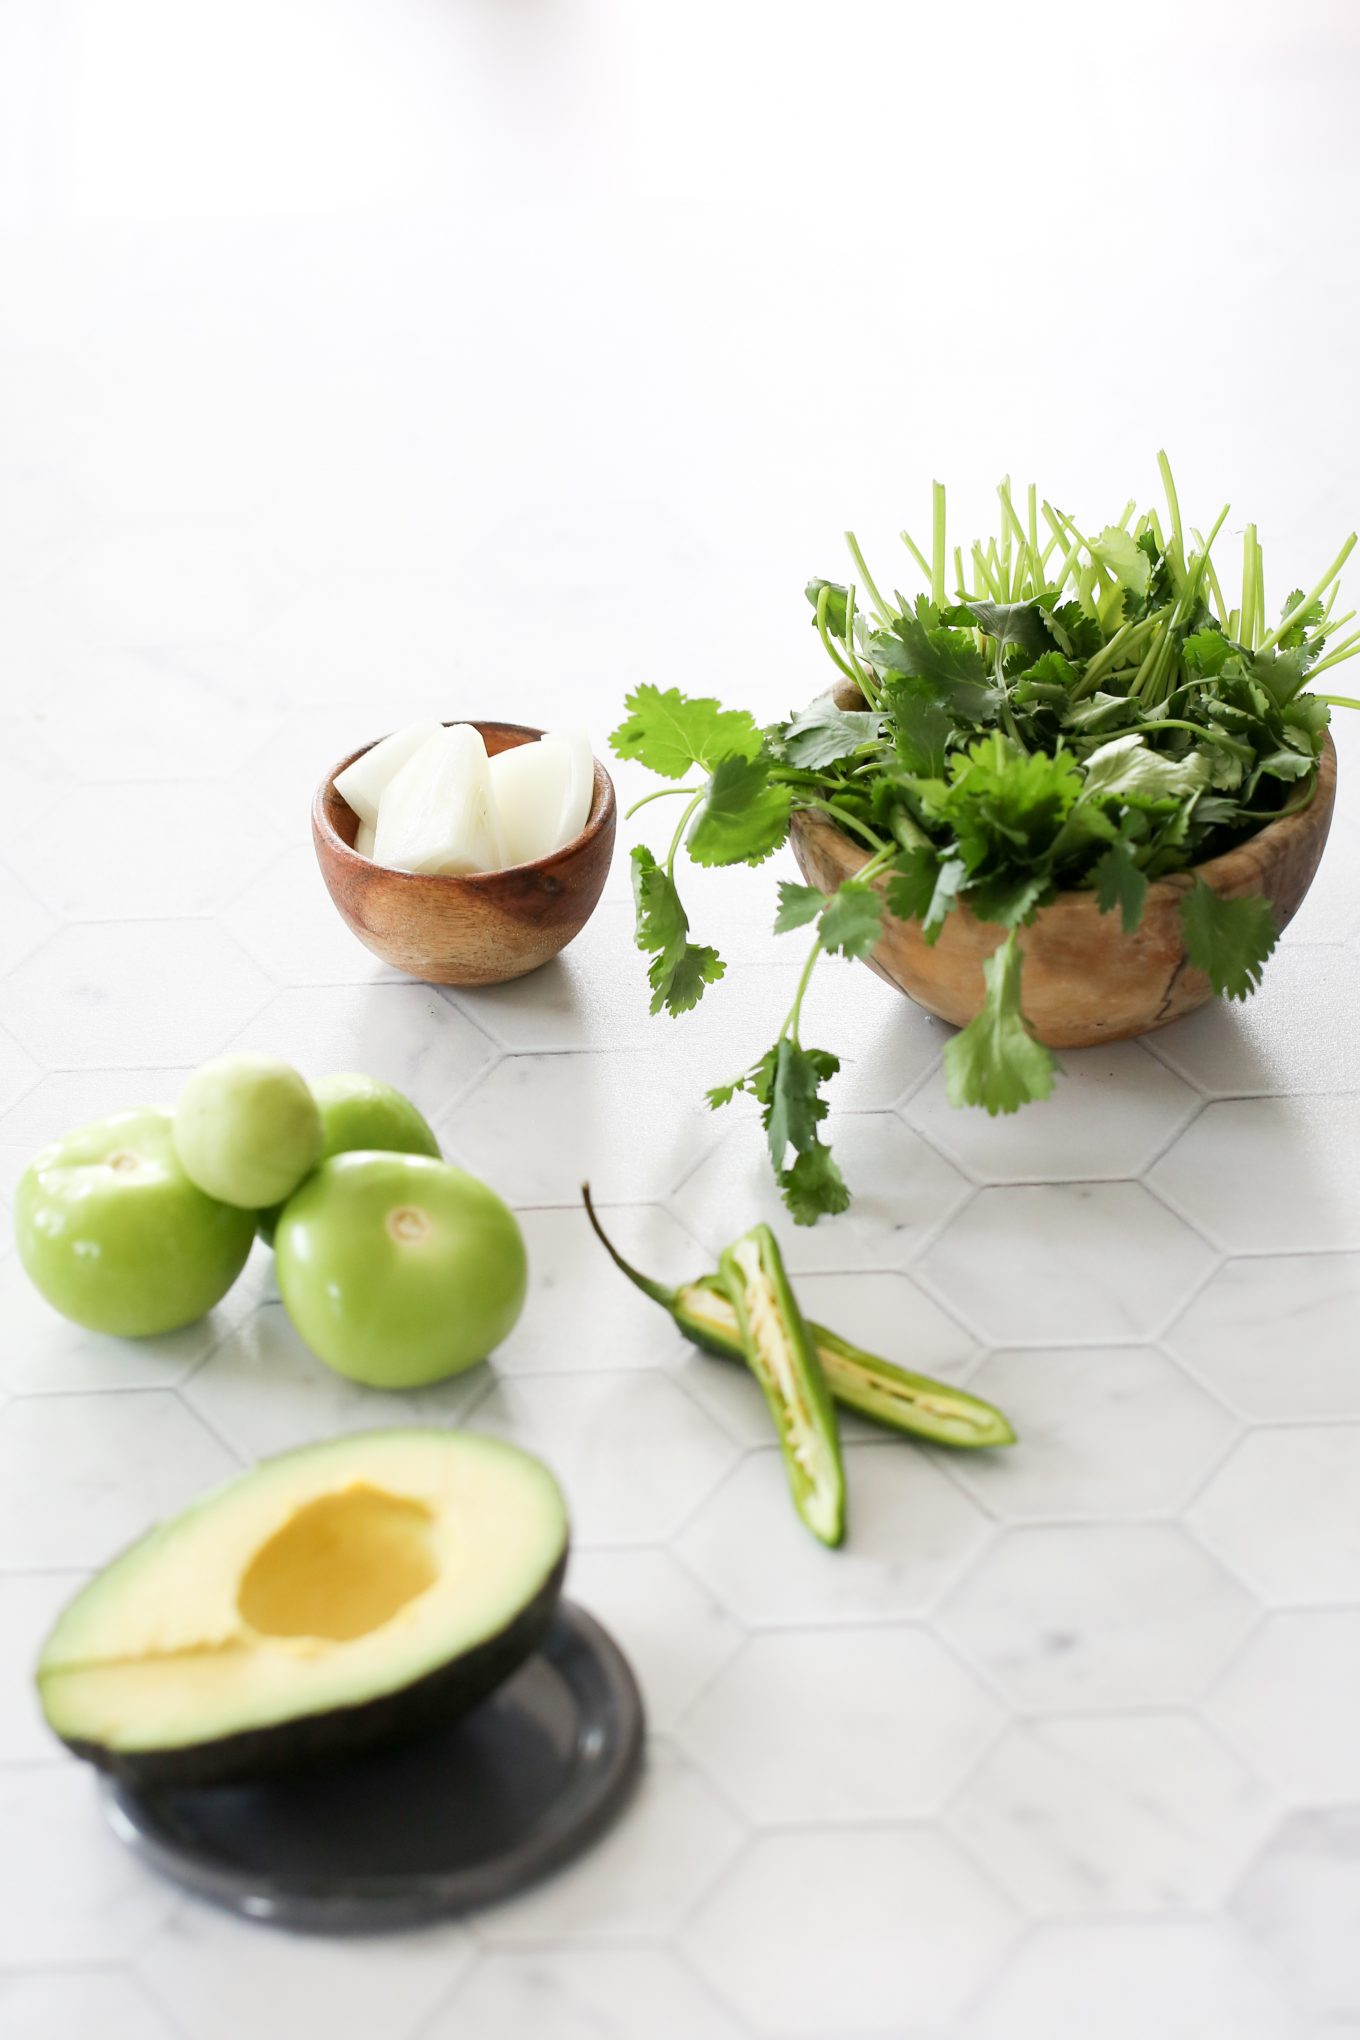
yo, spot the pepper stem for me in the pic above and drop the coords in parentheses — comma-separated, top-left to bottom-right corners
(581, 1184, 677, 1308)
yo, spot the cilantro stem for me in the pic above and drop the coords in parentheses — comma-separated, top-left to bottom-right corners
(995, 640, 1028, 751)
(1197, 501, 1232, 562)
(972, 541, 1002, 600)
(1137, 718, 1220, 740)
(815, 584, 857, 684)
(998, 496, 1013, 602)
(784, 845, 894, 1048)
(932, 482, 947, 608)
(1311, 629, 1360, 676)
(1239, 525, 1261, 653)
(900, 524, 933, 588)
(841, 583, 882, 710)
(1200, 548, 1231, 629)
(1157, 450, 1186, 579)
(998, 479, 1038, 598)
(796, 796, 889, 852)
(666, 791, 705, 880)
(625, 783, 699, 820)
(785, 932, 823, 1049)
(1314, 692, 1360, 708)
(844, 531, 892, 626)
(1074, 611, 1161, 696)
(1259, 534, 1359, 654)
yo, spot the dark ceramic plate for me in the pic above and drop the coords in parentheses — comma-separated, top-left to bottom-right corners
(100, 1601, 644, 1933)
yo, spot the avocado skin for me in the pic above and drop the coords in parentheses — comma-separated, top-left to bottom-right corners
(58, 1548, 568, 1791)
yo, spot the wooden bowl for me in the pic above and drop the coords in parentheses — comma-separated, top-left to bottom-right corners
(789, 731, 1336, 1049)
(313, 721, 616, 987)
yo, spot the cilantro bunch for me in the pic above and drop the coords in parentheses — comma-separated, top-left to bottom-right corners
(612, 456, 1359, 1223)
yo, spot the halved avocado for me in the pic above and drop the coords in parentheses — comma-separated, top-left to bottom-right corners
(36, 1429, 568, 1788)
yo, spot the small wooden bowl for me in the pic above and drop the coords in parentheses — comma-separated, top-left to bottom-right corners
(313, 721, 616, 986)
(790, 730, 1336, 1049)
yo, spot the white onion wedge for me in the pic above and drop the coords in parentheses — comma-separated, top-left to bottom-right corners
(335, 720, 443, 829)
(354, 819, 376, 860)
(488, 737, 573, 867)
(374, 725, 504, 876)
(554, 729, 595, 848)
(488, 731, 596, 867)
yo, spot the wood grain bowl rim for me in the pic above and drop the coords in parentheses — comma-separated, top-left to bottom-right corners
(791, 727, 1337, 923)
(313, 720, 617, 886)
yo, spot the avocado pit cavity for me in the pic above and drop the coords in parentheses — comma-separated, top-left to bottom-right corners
(36, 1431, 569, 1785)
(238, 1484, 437, 1643)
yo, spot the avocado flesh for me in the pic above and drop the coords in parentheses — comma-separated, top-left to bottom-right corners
(37, 1429, 568, 1787)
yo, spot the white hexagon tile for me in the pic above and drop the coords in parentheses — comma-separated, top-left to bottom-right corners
(947, 1712, 1279, 1919)
(0, 1971, 180, 2040)
(3, 32, 1360, 2036)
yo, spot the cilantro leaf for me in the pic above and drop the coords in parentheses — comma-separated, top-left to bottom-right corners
(805, 578, 850, 638)
(964, 599, 1053, 660)
(779, 1142, 851, 1224)
(887, 677, 956, 774)
(967, 869, 1049, 927)
(781, 696, 885, 769)
(630, 846, 727, 1017)
(1251, 646, 1312, 708)
(872, 616, 1001, 722)
(710, 1038, 848, 1223)
(1250, 744, 1317, 786)
(1011, 649, 1077, 704)
(1080, 734, 1211, 807)
(1180, 878, 1278, 1000)
(765, 1038, 833, 1170)
(886, 849, 966, 943)
(1089, 525, 1152, 598)
(1284, 694, 1330, 739)
(944, 932, 1057, 1115)
(773, 881, 825, 934)
(1275, 588, 1325, 653)
(931, 734, 1083, 869)
(1044, 597, 1104, 660)
(1092, 837, 1148, 934)
(1183, 627, 1233, 678)
(611, 685, 763, 780)
(650, 943, 725, 1015)
(818, 880, 884, 960)
(687, 755, 792, 867)
(1064, 691, 1142, 735)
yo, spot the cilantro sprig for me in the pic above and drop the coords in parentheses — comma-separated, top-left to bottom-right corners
(613, 458, 1357, 1222)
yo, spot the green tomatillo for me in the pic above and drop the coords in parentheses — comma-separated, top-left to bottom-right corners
(14, 1108, 255, 1337)
(257, 1073, 440, 1246)
(274, 1151, 527, 1388)
(173, 1054, 323, 1210)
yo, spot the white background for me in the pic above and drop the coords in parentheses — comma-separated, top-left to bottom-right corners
(1, 3, 1360, 2036)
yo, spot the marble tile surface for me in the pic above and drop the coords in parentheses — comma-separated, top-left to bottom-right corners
(1, 3, 1359, 2034)
(0, 1970, 180, 2040)
(965, 1920, 1301, 2040)
(685, 1827, 1020, 2035)
(136, 1904, 470, 2040)
(948, 1712, 1279, 1919)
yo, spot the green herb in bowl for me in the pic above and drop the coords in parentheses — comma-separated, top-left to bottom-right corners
(614, 456, 1358, 1222)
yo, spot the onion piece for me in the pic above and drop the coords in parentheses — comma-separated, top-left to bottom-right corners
(374, 725, 503, 876)
(334, 721, 443, 829)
